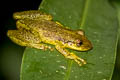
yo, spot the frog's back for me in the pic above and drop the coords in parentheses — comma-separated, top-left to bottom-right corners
(35, 20, 80, 42)
(20, 19, 81, 44)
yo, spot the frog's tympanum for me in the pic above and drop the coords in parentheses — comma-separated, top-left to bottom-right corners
(7, 10, 92, 66)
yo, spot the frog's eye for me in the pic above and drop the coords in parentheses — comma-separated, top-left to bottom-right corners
(77, 41, 83, 47)
(76, 39, 83, 47)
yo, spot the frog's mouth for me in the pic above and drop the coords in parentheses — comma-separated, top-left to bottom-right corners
(81, 42, 93, 51)
(73, 41, 92, 51)
(80, 44, 93, 51)
(78, 39, 93, 51)
(67, 42, 92, 52)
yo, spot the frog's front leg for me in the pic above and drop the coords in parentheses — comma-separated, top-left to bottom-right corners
(55, 45, 86, 66)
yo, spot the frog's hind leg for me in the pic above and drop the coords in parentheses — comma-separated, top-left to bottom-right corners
(55, 45, 86, 66)
(13, 10, 53, 21)
(7, 29, 52, 51)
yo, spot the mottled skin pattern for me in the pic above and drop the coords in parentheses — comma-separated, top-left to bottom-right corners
(7, 10, 92, 66)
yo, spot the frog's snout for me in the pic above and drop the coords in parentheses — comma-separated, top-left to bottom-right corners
(81, 41, 93, 51)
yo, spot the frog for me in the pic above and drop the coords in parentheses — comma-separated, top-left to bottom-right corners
(7, 10, 92, 66)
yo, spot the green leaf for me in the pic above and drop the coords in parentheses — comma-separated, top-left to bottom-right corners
(111, 1, 120, 80)
(20, 0, 118, 80)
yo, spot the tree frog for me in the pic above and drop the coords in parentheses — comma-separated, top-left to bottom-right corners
(7, 10, 92, 66)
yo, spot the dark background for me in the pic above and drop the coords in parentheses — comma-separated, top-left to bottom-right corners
(0, 0, 119, 80)
(0, 0, 42, 80)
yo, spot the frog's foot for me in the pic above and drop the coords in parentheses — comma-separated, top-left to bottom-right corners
(55, 45, 86, 66)
(29, 43, 54, 51)
(66, 53, 86, 66)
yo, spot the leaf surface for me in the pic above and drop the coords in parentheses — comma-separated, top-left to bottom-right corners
(20, 0, 118, 80)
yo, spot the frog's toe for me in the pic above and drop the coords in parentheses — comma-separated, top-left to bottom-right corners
(74, 58, 86, 66)
(74, 59, 82, 66)
(77, 57, 87, 65)
(66, 53, 86, 66)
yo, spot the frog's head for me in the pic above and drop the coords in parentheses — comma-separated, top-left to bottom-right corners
(66, 36, 92, 51)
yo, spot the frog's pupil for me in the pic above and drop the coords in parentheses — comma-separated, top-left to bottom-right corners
(77, 41, 83, 46)
(79, 41, 83, 45)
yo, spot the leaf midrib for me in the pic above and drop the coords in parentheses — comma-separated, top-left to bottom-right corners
(64, 0, 90, 80)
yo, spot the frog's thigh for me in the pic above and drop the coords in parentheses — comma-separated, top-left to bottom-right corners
(7, 30, 50, 50)
(9, 37, 50, 50)
(55, 45, 86, 66)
